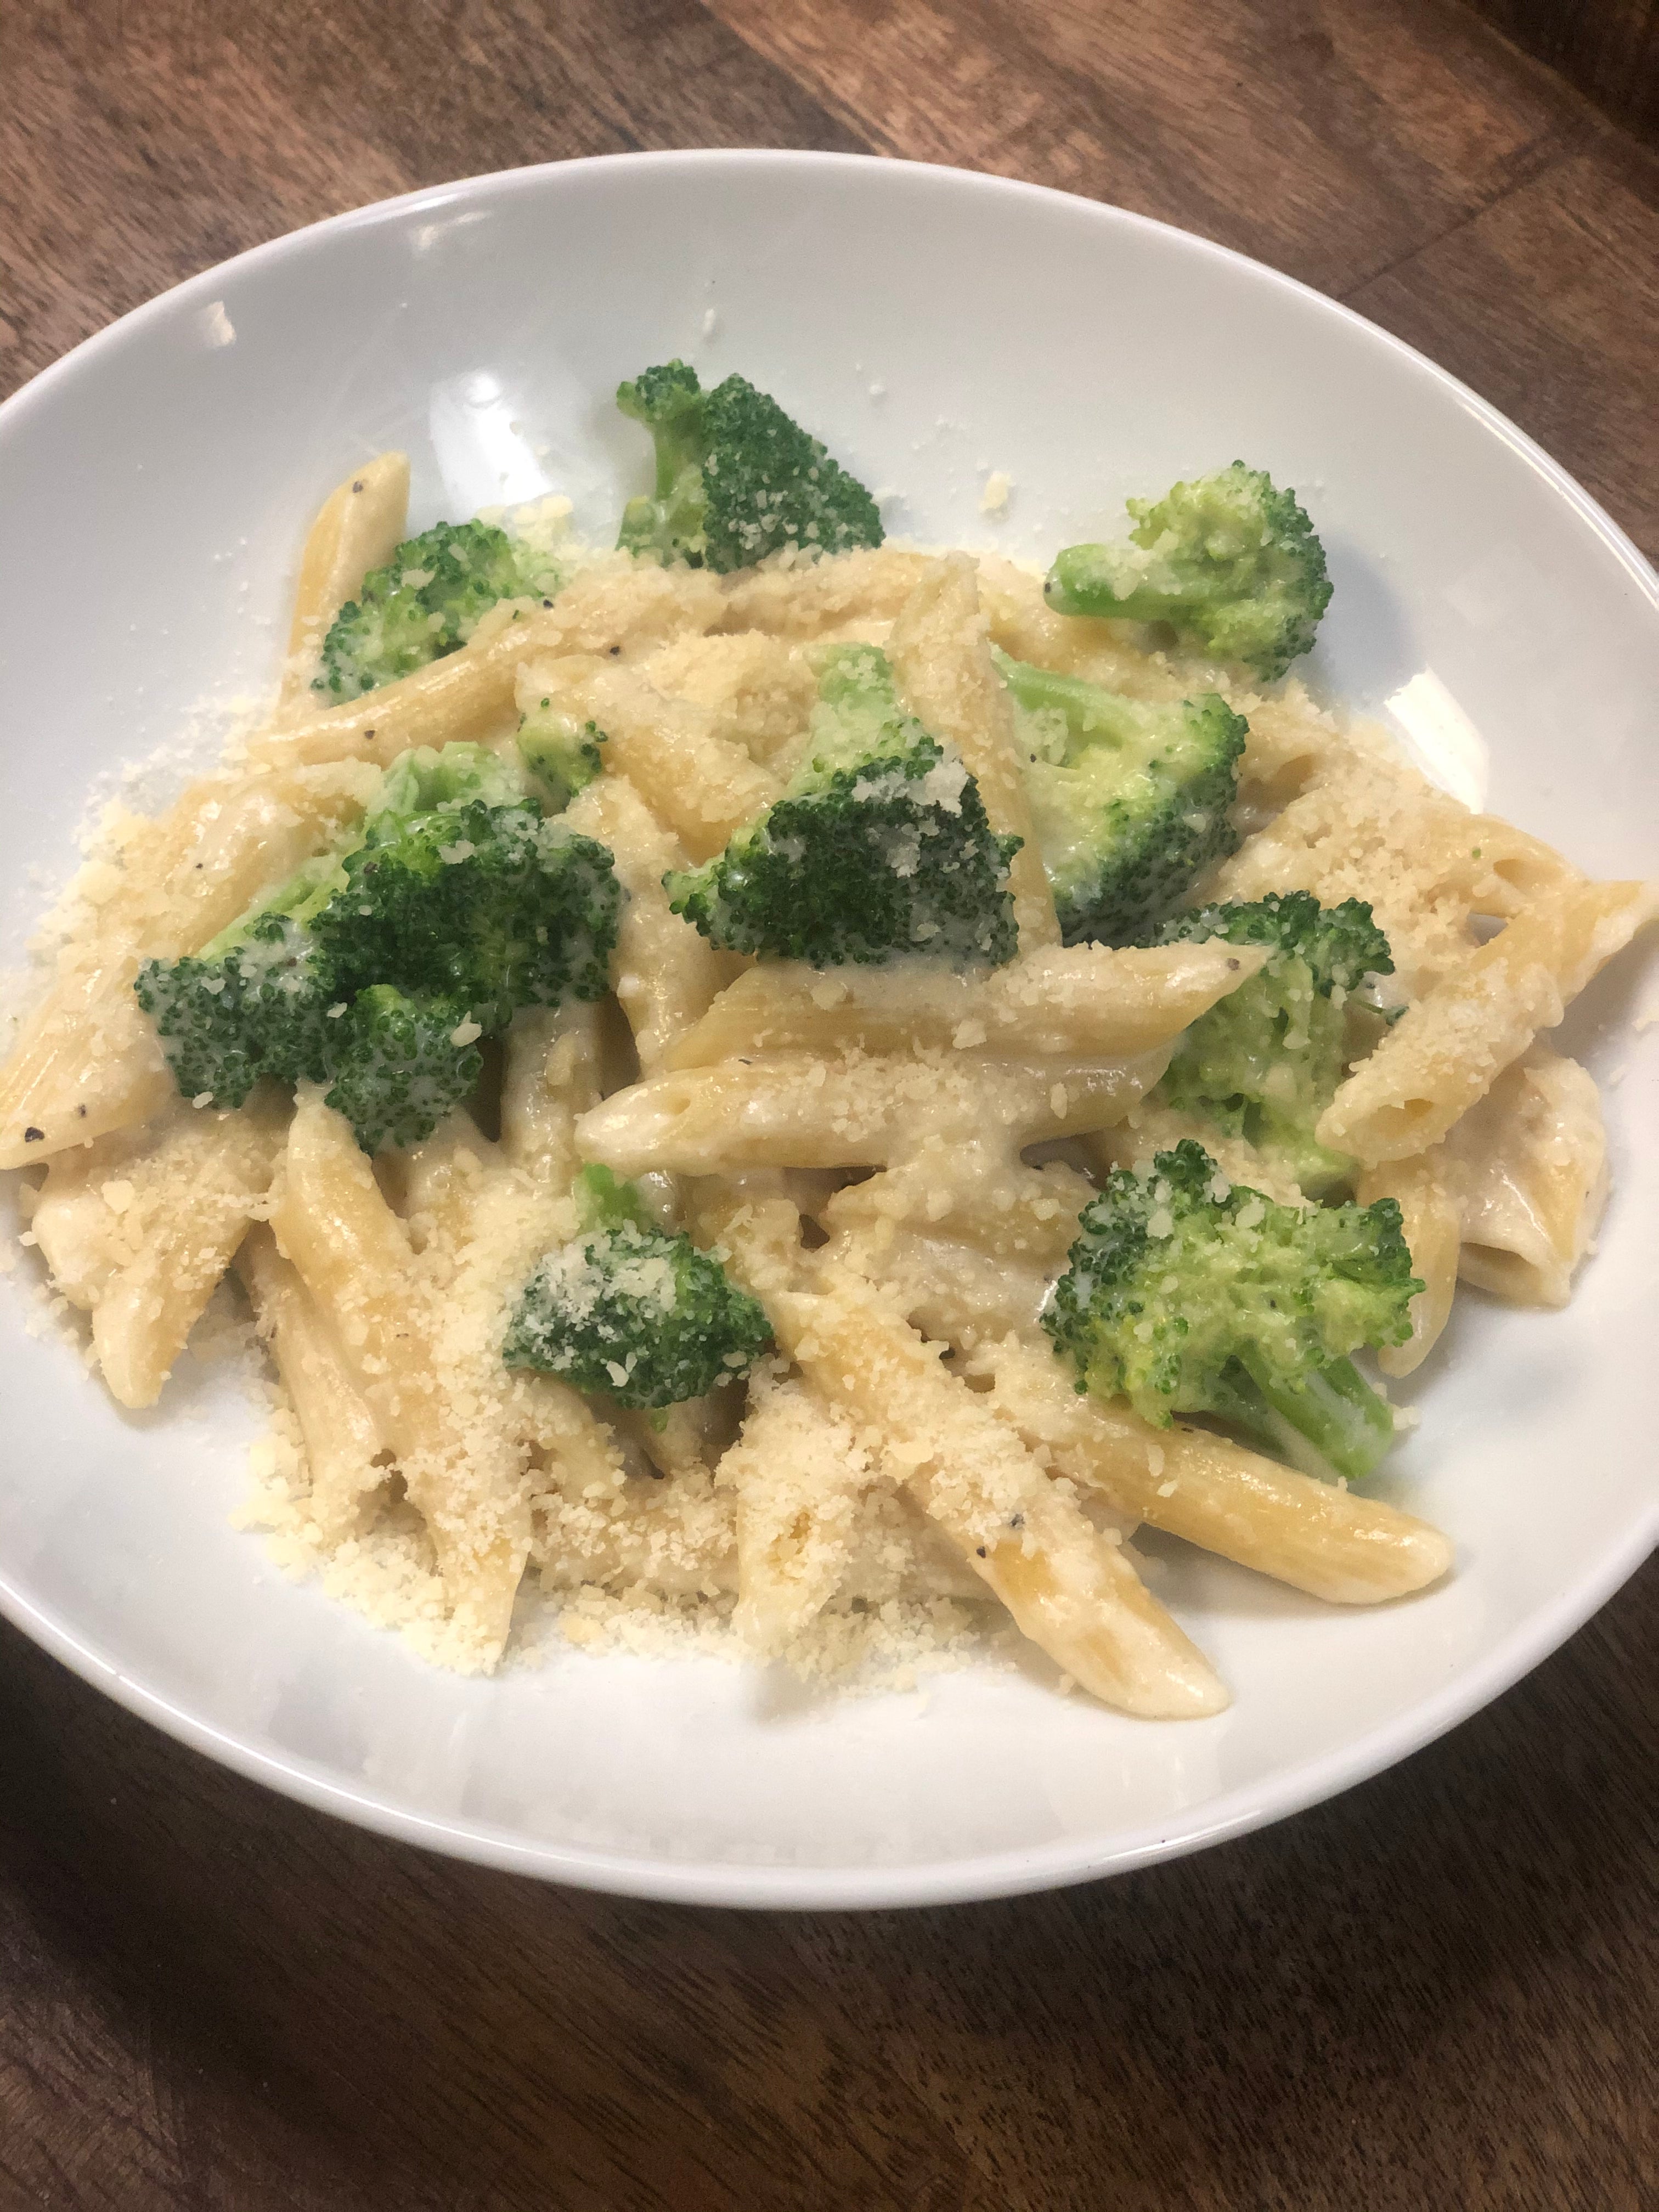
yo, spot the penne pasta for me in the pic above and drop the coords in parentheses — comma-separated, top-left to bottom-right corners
(576, 1047, 1172, 1177)
(236, 1222, 388, 1543)
(277, 452, 411, 714)
(637, 630, 821, 768)
(663, 941, 1267, 1071)
(821, 1143, 1093, 1269)
(723, 1372, 874, 1654)
(32, 1090, 289, 1408)
(887, 554, 1061, 951)
(271, 1089, 532, 1667)
(523, 657, 780, 862)
(500, 1001, 606, 1183)
(697, 1181, 1226, 1717)
(247, 560, 725, 770)
(1319, 878, 1659, 1165)
(564, 772, 741, 1069)
(0, 761, 377, 1166)
(1355, 1153, 1462, 1375)
(715, 546, 936, 639)
(1440, 1046, 1609, 1308)
(1209, 749, 1587, 997)
(974, 1335, 1453, 1605)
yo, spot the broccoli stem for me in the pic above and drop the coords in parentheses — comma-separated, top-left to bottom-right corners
(993, 651, 1144, 744)
(1047, 543, 1235, 625)
(1218, 1353, 1396, 1483)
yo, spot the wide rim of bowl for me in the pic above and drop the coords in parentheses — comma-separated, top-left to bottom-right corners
(1, 148, 1655, 1912)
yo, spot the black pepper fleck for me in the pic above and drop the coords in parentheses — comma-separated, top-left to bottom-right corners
(352, 479, 365, 493)
(975, 1545, 986, 1558)
(22, 1127, 43, 1143)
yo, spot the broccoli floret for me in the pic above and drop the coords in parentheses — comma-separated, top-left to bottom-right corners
(134, 848, 352, 1107)
(996, 651, 1245, 944)
(1045, 464, 1332, 681)
(315, 520, 560, 702)
(503, 1166, 773, 1409)
(1043, 1139, 1420, 1481)
(312, 743, 619, 1026)
(1150, 893, 1394, 1196)
(665, 643, 1020, 966)
(134, 742, 620, 1150)
(616, 361, 884, 573)
(321, 986, 482, 1153)
(517, 696, 607, 812)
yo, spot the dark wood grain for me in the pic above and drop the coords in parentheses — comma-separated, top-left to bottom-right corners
(1464, 0, 1659, 145)
(1, 3, 1656, 2207)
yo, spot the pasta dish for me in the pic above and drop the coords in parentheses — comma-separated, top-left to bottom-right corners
(3, 362, 1651, 1718)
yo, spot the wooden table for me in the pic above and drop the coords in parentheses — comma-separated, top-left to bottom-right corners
(2, 5, 1655, 2205)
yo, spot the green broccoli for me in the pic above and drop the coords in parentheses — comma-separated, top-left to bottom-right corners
(996, 651, 1245, 944)
(134, 742, 620, 1151)
(616, 361, 884, 573)
(503, 1166, 773, 1409)
(314, 520, 561, 702)
(133, 848, 353, 1108)
(1043, 1139, 1420, 1482)
(516, 696, 607, 813)
(665, 643, 1020, 966)
(320, 986, 482, 1154)
(1150, 892, 1394, 1196)
(312, 744, 619, 1028)
(1045, 464, 1332, 681)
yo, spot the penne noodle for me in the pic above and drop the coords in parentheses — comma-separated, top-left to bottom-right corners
(247, 560, 725, 770)
(564, 772, 742, 1068)
(32, 1091, 289, 1409)
(277, 452, 411, 715)
(1440, 1047, 1609, 1309)
(715, 547, 937, 639)
(1355, 1153, 1462, 1376)
(522, 657, 780, 862)
(887, 554, 1061, 951)
(271, 1090, 531, 1667)
(577, 1047, 1172, 1178)
(393, 1110, 503, 1254)
(236, 1223, 388, 1543)
(1318, 878, 1659, 1165)
(723, 1373, 873, 1654)
(637, 630, 821, 768)
(827, 1223, 1054, 1349)
(1209, 749, 1586, 997)
(499, 1001, 606, 1182)
(975, 1335, 1453, 1606)
(663, 941, 1266, 1072)
(778, 1266, 1224, 1716)
(821, 1144, 1091, 1269)
(696, 1180, 1227, 1717)
(0, 761, 378, 1166)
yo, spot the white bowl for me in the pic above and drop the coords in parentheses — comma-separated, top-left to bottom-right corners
(1, 152, 1654, 1909)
